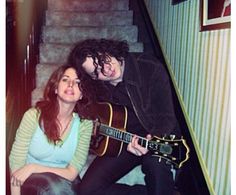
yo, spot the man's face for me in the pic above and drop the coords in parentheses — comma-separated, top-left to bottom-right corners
(82, 55, 123, 84)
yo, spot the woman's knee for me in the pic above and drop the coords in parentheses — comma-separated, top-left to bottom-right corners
(21, 172, 74, 195)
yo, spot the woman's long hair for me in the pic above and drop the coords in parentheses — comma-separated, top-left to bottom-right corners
(36, 64, 94, 144)
(67, 39, 129, 101)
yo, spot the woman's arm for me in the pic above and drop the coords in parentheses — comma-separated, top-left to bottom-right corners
(11, 163, 78, 185)
(9, 108, 39, 171)
(9, 108, 39, 195)
(70, 119, 93, 172)
(10, 184, 21, 195)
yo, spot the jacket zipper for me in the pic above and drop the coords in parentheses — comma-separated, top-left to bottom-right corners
(125, 86, 149, 132)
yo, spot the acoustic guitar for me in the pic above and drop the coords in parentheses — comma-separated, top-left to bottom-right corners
(87, 102, 190, 168)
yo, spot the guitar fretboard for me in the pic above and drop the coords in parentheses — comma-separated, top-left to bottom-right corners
(99, 124, 148, 148)
(95, 123, 188, 168)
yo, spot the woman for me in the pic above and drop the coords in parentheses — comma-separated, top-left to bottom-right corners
(9, 65, 94, 195)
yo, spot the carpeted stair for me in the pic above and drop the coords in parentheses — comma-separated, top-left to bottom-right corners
(31, 0, 145, 185)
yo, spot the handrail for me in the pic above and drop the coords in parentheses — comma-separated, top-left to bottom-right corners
(6, 0, 47, 193)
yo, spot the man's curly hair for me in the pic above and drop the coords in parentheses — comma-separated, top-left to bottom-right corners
(68, 39, 129, 79)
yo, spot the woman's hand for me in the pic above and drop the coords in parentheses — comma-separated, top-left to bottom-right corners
(127, 134, 152, 156)
(11, 164, 36, 186)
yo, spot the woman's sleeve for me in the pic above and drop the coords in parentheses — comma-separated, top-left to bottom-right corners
(70, 119, 93, 173)
(9, 108, 39, 172)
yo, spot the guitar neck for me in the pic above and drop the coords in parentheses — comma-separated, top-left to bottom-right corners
(96, 123, 189, 169)
(99, 124, 148, 148)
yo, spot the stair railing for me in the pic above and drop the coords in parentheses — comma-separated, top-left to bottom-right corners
(6, 0, 47, 193)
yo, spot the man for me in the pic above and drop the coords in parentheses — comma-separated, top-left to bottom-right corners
(68, 39, 182, 195)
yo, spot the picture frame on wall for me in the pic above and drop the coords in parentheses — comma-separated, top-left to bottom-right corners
(200, 0, 231, 31)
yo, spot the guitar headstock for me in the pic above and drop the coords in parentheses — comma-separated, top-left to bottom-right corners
(148, 135, 190, 168)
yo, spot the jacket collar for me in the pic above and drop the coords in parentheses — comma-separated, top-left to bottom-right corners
(123, 53, 142, 86)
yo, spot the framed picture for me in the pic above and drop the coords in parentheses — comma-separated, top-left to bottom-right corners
(200, 0, 231, 31)
(172, 0, 188, 5)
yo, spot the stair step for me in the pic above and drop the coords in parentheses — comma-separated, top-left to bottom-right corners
(46, 10, 133, 26)
(39, 42, 143, 64)
(35, 63, 61, 88)
(32, 0, 145, 108)
(32, 63, 60, 105)
(32, 87, 44, 106)
(42, 26, 139, 44)
(48, 0, 129, 11)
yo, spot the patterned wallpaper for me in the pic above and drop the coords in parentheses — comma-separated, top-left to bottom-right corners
(144, 0, 231, 194)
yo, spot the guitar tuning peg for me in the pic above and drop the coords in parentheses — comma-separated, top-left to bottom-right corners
(170, 134, 175, 140)
(159, 157, 162, 162)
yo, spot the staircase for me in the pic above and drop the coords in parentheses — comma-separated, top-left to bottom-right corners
(32, 0, 143, 105)
(31, 0, 145, 185)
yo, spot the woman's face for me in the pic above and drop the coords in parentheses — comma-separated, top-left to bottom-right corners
(82, 55, 123, 85)
(56, 68, 82, 104)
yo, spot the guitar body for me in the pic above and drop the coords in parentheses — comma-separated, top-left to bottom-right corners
(88, 102, 128, 157)
(86, 102, 190, 168)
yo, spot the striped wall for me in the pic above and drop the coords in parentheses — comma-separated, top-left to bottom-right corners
(144, 0, 231, 195)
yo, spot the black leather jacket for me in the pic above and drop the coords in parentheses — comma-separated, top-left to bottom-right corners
(123, 53, 180, 136)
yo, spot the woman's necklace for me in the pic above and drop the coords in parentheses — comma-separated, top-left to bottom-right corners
(59, 115, 73, 137)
